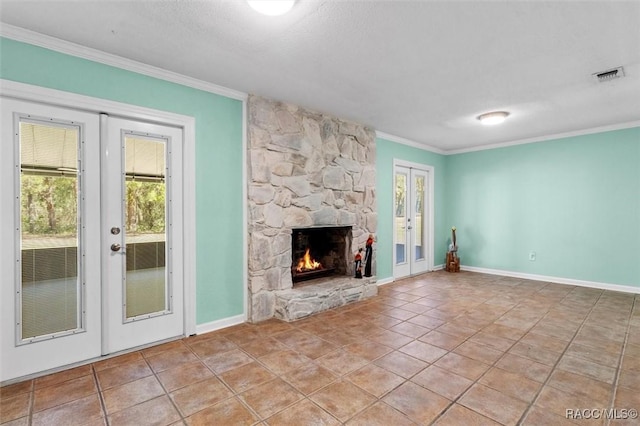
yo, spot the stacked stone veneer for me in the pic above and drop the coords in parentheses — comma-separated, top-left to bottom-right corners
(247, 95, 378, 322)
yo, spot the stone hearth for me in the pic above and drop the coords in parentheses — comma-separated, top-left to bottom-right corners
(247, 95, 377, 322)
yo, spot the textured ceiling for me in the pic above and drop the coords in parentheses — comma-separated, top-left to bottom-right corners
(1, 0, 639, 151)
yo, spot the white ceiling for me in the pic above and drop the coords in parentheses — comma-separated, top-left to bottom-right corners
(1, 0, 639, 152)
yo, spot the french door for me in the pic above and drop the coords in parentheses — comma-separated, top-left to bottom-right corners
(0, 98, 184, 382)
(393, 164, 432, 278)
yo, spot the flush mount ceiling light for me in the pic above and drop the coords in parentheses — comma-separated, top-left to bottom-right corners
(477, 111, 510, 126)
(247, 0, 295, 16)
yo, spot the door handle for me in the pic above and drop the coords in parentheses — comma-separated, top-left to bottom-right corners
(111, 243, 121, 252)
(407, 226, 413, 230)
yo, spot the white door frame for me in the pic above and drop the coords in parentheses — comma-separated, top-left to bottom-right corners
(0, 80, 197, 339)
(392, 159, 435, 278)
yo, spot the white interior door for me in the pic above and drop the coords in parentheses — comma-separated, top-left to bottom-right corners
(1, 98, 185, 382)
(102, 117, 184, 354)
(0, 99, 102, 382)
(393, 165, 431, 279)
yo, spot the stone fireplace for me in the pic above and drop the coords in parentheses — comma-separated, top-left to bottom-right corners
(247, 95, 378, 322)
(291, 226, 352, 284)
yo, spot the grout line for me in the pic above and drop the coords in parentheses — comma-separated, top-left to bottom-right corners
(7, 273, 635, 426)
(427, 279, 556, 425)
(605, 295, 637, 426)
(27, 379, 35, 425)
(145, 349, 188, 424)
(92, 364, 110, 426)
(516, 289, 609, 425)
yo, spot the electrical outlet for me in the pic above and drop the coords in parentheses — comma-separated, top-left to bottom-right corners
(529, 251, 536, 261)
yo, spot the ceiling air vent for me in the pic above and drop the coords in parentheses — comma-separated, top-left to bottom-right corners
(593, 66, 625, 83)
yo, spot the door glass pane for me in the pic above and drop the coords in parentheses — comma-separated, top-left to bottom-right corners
(20, 121, 80, 338)
(395, 172, 407, 265)
(124, 136, 167, 318)
(414, 175, 425, 261)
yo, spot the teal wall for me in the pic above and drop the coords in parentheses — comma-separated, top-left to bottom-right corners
(2, 37, 637, 331)
(0, 38, 245, 324)
(446, 127, 640, 287)
(375, 138, 447, 280)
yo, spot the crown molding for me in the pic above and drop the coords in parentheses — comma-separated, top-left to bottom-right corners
(0, 24, 248, 101)
(375, 131, 446, 155)
(447, 120, 640, 155)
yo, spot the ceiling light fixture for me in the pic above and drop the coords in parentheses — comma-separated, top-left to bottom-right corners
(247, 0, 295, 16)
(477, 111, 510, 126)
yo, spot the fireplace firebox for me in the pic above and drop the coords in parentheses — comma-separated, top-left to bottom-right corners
(291, 226, 352, 284)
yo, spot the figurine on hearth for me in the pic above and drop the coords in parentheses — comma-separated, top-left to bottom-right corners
(364, 234, 374, 277)
(354, 248, 363, 278)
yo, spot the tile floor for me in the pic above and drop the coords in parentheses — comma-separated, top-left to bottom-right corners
(1, 271, 639, 425)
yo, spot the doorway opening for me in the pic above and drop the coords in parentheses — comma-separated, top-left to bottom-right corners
(393, 162, 434, 279)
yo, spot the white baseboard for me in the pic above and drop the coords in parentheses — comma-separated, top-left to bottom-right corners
(460, 266, 640, 295)
(377, 277, 395, 286)
(432, 264, 444, 271)
(195, 314, 245, 335)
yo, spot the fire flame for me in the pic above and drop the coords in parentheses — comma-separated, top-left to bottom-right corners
(296, 248, 322, 273)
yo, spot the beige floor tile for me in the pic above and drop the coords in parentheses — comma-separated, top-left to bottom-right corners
(258, 349, 314, 376)
(34, 365, 93, 390)
(93, 352, 144, 372)
(4, 272, 638, 426)
(369, 329, 414, 349)
(453, 341, 504, 364)
(265, 398, 339, 425)
(382, 307, 418, 321)
(170, 376, 233, 417)
(107, 395, 180, 426)
(290, 336, 339, 360)
(33, 374, 97, 413)
(411, 365, 473, 400)
(459, 383, 528, 425)
(521, 406, 580, 426)
(434, 352, 490, 381)
(145, 345, 198, 373)
(433, 403, 501, 426)
(31, 394, 103, 426)
(96, 358, 153, 390)
(219, 361, 276, 393)
(185, 397, 258, 426)
(316, 349, 369, 376)
(556, 355, 617, 384)
(156, 360, 215, 392)
(383, 381, 450, 424)
(478, 367, 542, 403)
(346, 364, 405, 398)
(399, 340, 448, 363)
(347, 401, 416, 426)
(101, 375, 164, 415)
(203, 348, 254, 374)
(310, 379, 377, 422)
(389, 321, 429, 338)
(240, 337, 289, 358)
(239, 378, 303, 419)
(343, 340, 393, 361)
(374, 351, 427, 379)
(0, 392, 31, 424)
(407, 314, 446, 329)
(418, 330, 466, 350)
(186, 336, 237, 358)
(281, 364, 337, 395)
